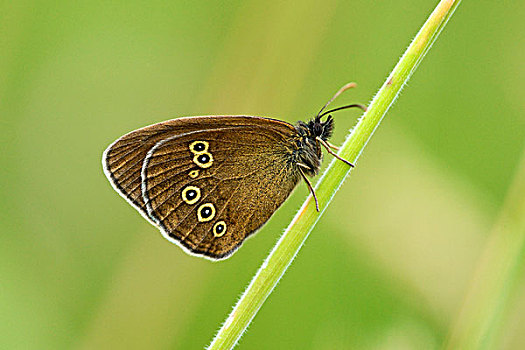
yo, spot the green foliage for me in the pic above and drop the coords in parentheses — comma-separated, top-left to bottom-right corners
(1, 0, 524, 349)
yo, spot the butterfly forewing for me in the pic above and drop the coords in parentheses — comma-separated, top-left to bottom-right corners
(141, 125, 300, 259)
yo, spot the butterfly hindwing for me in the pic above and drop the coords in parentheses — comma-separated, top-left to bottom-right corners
(141, 125, 301, 259)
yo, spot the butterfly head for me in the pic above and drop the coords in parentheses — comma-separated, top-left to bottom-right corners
(311, 114, 334, 141)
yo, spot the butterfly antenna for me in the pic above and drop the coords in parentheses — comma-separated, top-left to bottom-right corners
(317, 103, 367, 119)
(316, 82, 358, 121)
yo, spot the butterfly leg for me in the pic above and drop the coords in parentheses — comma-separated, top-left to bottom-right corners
(317, 137, 355, 168)
(298, 166, 320, 212)
(325, 141, 340, 151)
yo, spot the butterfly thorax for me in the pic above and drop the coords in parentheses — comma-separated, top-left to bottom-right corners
(292, 116, 334, 177)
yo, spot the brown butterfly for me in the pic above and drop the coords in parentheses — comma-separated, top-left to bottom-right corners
(102, 83, 365, 260)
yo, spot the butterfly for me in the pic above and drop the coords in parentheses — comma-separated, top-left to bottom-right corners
(102, 83, 365, 260)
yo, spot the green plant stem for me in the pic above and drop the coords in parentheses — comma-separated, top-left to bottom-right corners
(445, 149, 525, 350)
(207, 1, 462, 349)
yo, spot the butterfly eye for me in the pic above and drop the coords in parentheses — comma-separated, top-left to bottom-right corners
(181, 186, 201, 205)
(197, 203, 215, 222)
(313, 123, 323, 136)
(193, 152, 213, 168)
(189, 140, 209, 154)
(213, 221, 227, 237)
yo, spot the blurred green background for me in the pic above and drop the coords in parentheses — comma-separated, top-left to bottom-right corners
(2, 0, 524, 349)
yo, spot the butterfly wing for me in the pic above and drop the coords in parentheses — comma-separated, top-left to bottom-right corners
(103, 116, 300, 260)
